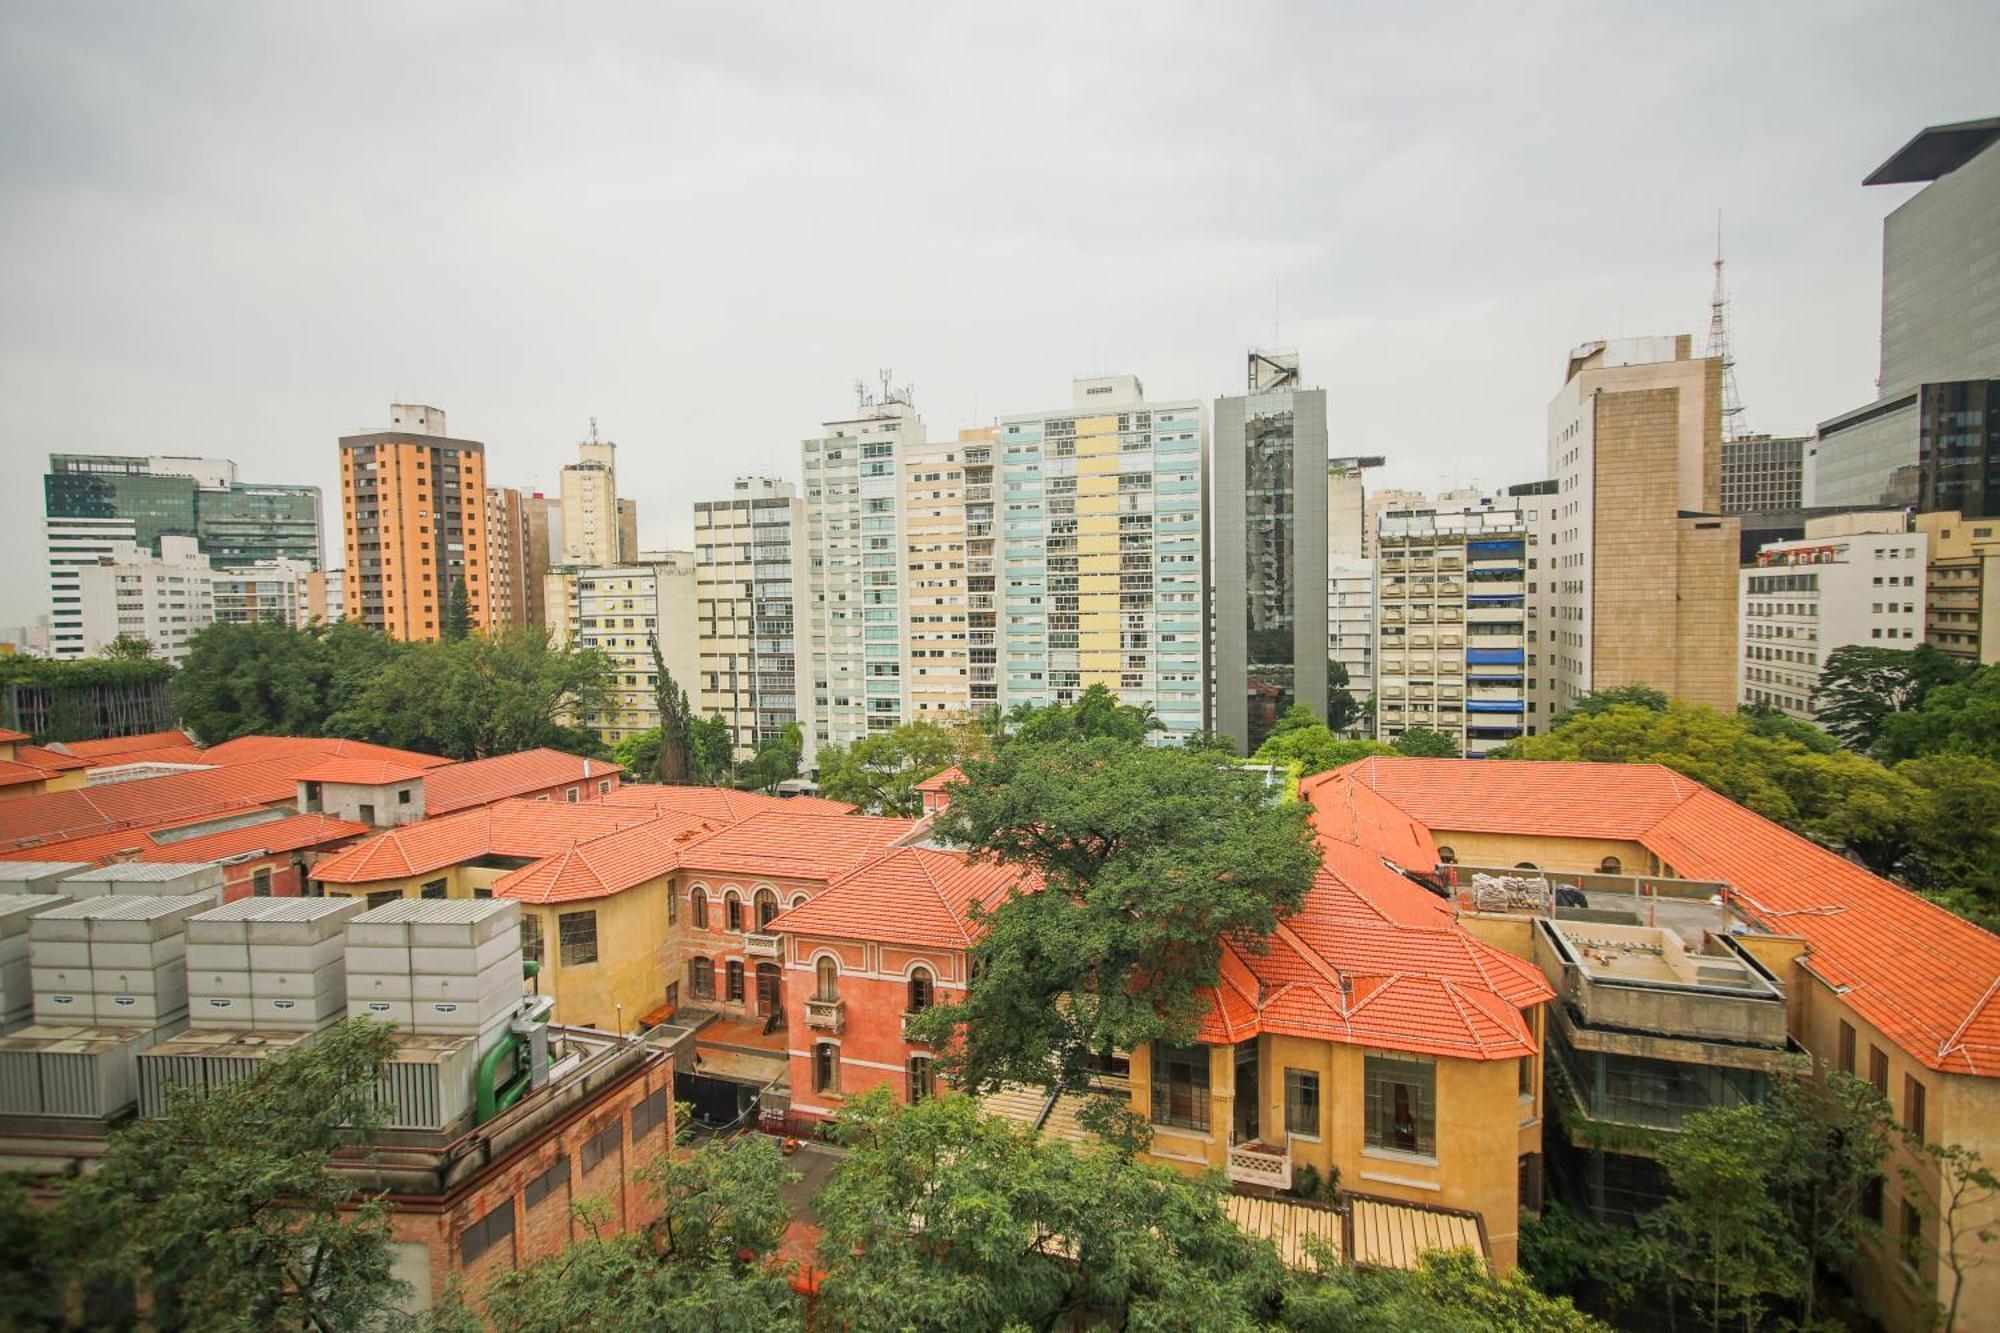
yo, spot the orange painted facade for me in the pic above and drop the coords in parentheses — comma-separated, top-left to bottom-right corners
(340, 429, 491, 641)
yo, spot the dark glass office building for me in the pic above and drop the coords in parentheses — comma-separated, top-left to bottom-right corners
(1918, 378, 2000, 519)
(45, 455, 322, 569)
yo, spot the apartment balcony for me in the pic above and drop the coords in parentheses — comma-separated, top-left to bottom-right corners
(743, 932, 782, 959)
(804, 997, 845, 1033)
(1226, 1139, 1292, 1191)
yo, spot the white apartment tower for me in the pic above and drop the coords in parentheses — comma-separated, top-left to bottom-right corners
(693, 477, 811, 759)
(75, 536, 216, 665)
(545, 554, 700, 746)
(901, 433, 975, 721)
(801, 394, 924, 751)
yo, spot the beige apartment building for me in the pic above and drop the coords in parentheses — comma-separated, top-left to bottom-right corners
(1915, 511, 2000, 664)
(1544, 337, 1739, 712)
(545, 554, 699, 745)
(484, 486, 531, 630)
(901, 432, 976, 721)
(561, 437, 622, 566)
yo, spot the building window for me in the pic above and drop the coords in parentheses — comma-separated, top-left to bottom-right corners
(725, 959, 745, 1003)
(1365, 1053, 1437, 1157)
(397, 787, 412, 805)
(1904, 1074, 1927, 1143)
(813, 1042, 839, 1094)
(565, 787, 580, 803)
(1901, 1199, 1925, 1269)
(1284, 1068, 1320, 1137)
(1862, 1174, 1885, 1225)
(1436, 846, 1456, 864)
(1519, 1055, 1535, 1098)
(1149, 1042, 1211, 1132)
(1838, 1021, 1856, 1075)
(521, 914, 544, 965)
(1598, 856, 1622, 875)
(597, 779, 612, 795)
(252, 867, 272, 897)
(815, 956, 839, 1002)
(908, 1055, 934, 1103)
(690, 889, 708, 930)
(667, 888, 678, 926)
(524, 1155, 569, 1210)
(366, 889, 401, 911)
(689, 957, 714, 1000)
(907, 966, 934, 1015)
(755, 888, 778, 930)
(421, 878, 447, 899)
(1869, 1046, 1889, 1098)
(579, 1119, 621, 1175)
(558, 910, 598, 966)
(631, 1087, 669, 1141)
(460, 1199, 515, 1265)
(725, 892, 743, 933)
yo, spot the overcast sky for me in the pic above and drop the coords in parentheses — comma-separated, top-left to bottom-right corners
(2, 1, 1995, 628)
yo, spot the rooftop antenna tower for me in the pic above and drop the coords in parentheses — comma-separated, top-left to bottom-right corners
(1706, 214, 1747, 442)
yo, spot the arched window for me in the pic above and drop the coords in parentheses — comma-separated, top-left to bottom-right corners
(907, 966, 934, 1015)
(688, 956, 714, 1001)
(1514, 862, 1539, 871)
(755, 888, 779, 931)
(908, 1055, 934, 1103)
(689, 888, 708, 930)
(725, 959, 745, 1003)
(725, 892, 743, 933)
(790, 893, 809, 911)
(813, 1042, 839, 1094)
(1437, 846, 1457, 865)
(815, 956, 839, 1002)
(1599, 856, 1622, 875)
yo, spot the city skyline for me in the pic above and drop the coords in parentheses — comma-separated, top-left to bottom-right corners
(3, 4, 1996, 626)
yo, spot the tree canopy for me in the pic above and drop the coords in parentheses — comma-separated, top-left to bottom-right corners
(1389, 725, 1460, 758)
(1001, 682, 1163, 747)
(814, 718, 970, 815)
(1252, 704, 1391, 776)
(916, 736, 1317, 1094)
(172, 618, 404, 743)
(1875, 664, 2000, 765)
(1811, 644, 1971, 753)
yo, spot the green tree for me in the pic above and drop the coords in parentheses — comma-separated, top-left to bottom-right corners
(173, 619, 406, 743)
(1280, 1246, 1606, 1332)
(1648, 1100, 1800, 1331)
(1898, 751, 2000, 926)
(1326, 658, 1362, 733)
(1876, 664, 2000, 765)
(814, 719, 963, 815)
(815, 1089, 1283, 1332)
(443, 576, 471, 641)
(102, 632, 154, 661)
(1003, 682, 1164, 747)
(1180, 729, 1240, 757)
(328, 628, 611, 760)
(691, 713, 738, 786)
(1897, 1138, 2000, 1333)
(915, 738, 1317, 1095)
(62, 1020, 404, 1332)
(1390, 726, 1460, 758)
(1253, 704, 1392, 776)
(1738, 703, 1839, 753)
(1812, 644, 1971, 753)
(1549, 684, 1669, 727)
(0, 1176, 67, 1330)
(1771, 1072, 1895, 1328)
(649, 637, 693, 784)
(735, 720, 800, 793)
(478, 1131, 801, 1332)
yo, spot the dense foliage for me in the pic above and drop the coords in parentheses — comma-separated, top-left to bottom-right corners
(1811, 644, 1972, 753)
(914, 692, 1319, 1095)
(813, 717, 975, 815)
(1252, 704, 1392, 776)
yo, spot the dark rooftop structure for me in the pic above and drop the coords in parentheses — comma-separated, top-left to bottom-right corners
(1863, 116, 2000, 186)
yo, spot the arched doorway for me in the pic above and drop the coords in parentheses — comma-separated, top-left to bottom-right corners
(756, 962, 783, 1026)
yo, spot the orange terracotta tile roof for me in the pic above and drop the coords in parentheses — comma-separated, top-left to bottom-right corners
(0, 809, 370, 866)
(495, 812, 723, 905)
(292, 757, 434, 785)
(1338, 756, 2000, 1078)
(310, 799, 666, 884)
(196, 735, 453, 769)
(424, 749, 616, 814)
(0, 738, 432, 855)
(767, 846, 1029, 949)
(914, 766, 964, 794)
(13, 746, 89, 775)
(593, 783, 857, 820)
(53, 730, 195, 759)
(0, 728, 29, 744)
(74, 744, 208, 770)
(0, 760, 54, 789)
(135, 813, 372, 863)
(674, 810, 920, 883)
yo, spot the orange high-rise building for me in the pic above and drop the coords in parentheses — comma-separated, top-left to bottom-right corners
(339, 404, 490, 640)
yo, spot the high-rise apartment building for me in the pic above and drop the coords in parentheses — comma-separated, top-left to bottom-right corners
(522, 494, 560, 627)
(1545, 337, 1739, 712)
(338, 404, 490, 641)
(962, 428, 1000, 712)
(1808, 119, 2000, 509)
(1327, 455, 1383, 562)
(1375, 499, 1529, 756)
(560, 437, 621, 566)
(901, 432, 974, 721)
(1720, 434, 1807, 514)
(1326, 456, 1384, 729)
(1740, 515, 1925, 720)
(545, 554, 699, 745)
(1916, 378, 2000, 520)
(996, 376, 1208, 742)
(212, 558, 317, 630)
(618, 498, 640, 563)
(693, 477, 810, 757)
(42, 453, 322, 659)
(801, 395, 923, 750)
(484, 486, 532, 630)
(1213, 352, 1329, 752)
(1915, 510, 2000, 665)
(75, 535, 215, 665)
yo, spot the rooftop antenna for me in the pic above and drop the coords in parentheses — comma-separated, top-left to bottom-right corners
(588, 416, 598, 443)
(1706, 213, 1747, 441)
